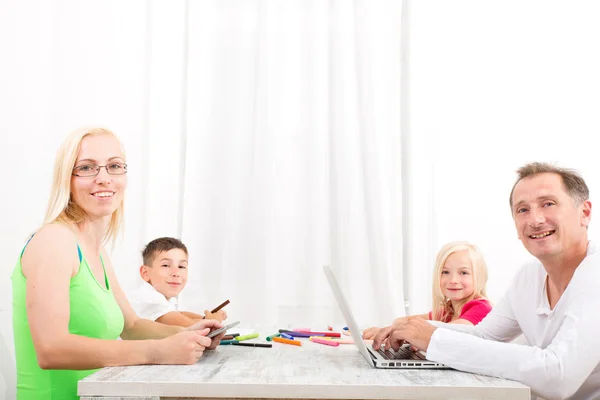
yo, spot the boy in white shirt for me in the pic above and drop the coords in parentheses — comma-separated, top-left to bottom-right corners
(129, 237, 227, 326)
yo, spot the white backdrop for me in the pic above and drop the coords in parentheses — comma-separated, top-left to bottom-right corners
(0, 1, 403, 398)
(180, 1, 404, 326)
(403, 0, 600, 314)
(2, 1, 600, 399)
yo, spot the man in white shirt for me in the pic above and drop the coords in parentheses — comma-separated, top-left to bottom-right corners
(373, 162, 600, 400)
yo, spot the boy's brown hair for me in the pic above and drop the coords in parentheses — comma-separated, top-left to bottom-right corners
(142, 237, 188, 266)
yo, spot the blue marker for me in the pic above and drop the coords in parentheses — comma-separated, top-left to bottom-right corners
(281, 332, 294, 340)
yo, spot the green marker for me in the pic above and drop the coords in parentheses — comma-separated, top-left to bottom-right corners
(266, 333, 281, 342)
(235, 333, 259, 341)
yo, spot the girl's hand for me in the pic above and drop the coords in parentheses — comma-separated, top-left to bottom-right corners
(362, 326, 380, 340)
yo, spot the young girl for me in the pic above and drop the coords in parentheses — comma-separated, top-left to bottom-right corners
(363, 241, 492, 339)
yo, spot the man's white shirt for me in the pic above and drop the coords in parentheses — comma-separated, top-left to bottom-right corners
(427, 242, 600, 400)
(128, 281, 179, 321)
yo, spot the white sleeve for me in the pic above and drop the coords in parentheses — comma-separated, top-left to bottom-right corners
(426, 290, 600, 400)
(129, 287, 176, 322)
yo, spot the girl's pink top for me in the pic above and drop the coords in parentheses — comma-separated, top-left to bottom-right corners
(428, 297, 492, 324)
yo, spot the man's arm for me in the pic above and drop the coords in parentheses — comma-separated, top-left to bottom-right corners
(426, 292, 600, 400)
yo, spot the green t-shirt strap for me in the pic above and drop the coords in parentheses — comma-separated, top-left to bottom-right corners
(20, 234, 35, 258)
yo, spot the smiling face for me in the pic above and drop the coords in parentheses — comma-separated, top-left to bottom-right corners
(70, 134, 127, 221)
(511, 172, 591, 262)
(140, 248, 189, 299)
(440, 250, 475, 303)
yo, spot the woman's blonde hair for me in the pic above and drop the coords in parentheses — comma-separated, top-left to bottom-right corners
(43, 126, 126, 243)
(431, 241, 488, 322)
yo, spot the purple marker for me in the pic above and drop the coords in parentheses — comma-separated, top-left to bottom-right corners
(288, 331, 325, 338)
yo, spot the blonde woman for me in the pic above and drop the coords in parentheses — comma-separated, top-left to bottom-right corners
(12, 127, 226, 400)
(363, 241, 492, 339)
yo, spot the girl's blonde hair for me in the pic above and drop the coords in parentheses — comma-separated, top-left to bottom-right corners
(431, 241, 488, 322)
(43, 126, 126, 243)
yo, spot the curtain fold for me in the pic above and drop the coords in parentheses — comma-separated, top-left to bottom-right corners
(180, 0, 404, 326)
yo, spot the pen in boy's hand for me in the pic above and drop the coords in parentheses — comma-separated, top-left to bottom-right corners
(211, 299, 230, 313)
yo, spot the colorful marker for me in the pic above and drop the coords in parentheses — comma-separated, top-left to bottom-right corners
(278, 330, 323, 338)
(235, 333, 259, 341)
(266, 333, 281, 341)
(307, 331, 341, 338)
(231, 342, 272, 348)
(280, 332, 294, 340)
(331, 339, 373, 345)
(331, 339, 354, 344)
(272, 337, 302, 346)
(312, 337, 340, 347)
(294, 328, 312, 333)
(210, 299, 230, 313)
(222, 333, 240, 340)
(327, 325, 333, 331)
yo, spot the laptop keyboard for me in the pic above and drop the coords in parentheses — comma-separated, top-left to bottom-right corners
(377, 346, 425, 360)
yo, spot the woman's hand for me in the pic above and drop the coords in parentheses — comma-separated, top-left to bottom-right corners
(154, 329, 211, 364)
(185, 319, 225, 349)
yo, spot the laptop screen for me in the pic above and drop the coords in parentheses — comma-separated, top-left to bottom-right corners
(323, 265, 376, 366)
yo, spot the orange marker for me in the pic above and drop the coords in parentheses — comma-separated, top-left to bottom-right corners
(273, 337, 302, 346)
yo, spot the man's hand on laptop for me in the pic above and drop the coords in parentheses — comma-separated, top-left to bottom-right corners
(363, 316, 415, 340)
(372, 319, 437, 352)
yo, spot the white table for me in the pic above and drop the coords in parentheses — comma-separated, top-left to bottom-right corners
(79, 327, 530, 400)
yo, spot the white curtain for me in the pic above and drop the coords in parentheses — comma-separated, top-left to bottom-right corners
(180, 0, 404, 326)
(1, 2, 403, 397)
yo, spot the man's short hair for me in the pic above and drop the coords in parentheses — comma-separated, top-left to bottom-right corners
(509, 162, 589, 209)
(142, 237, 188, 266)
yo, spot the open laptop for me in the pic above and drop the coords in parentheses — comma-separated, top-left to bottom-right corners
(323, 265, 448, 369)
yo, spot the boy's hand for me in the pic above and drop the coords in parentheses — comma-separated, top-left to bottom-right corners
(184, 319, 225, 349)
(204, 310, 227, 322)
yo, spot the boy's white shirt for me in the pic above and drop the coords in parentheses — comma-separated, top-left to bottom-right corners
(427, 242, 600, 400)
(129, 281, 179, 322)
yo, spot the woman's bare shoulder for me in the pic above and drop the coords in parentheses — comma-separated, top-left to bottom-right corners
(21, 223, 79, 276)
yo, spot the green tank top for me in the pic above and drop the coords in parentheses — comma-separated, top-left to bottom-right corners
(12, 242, 125, 400)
